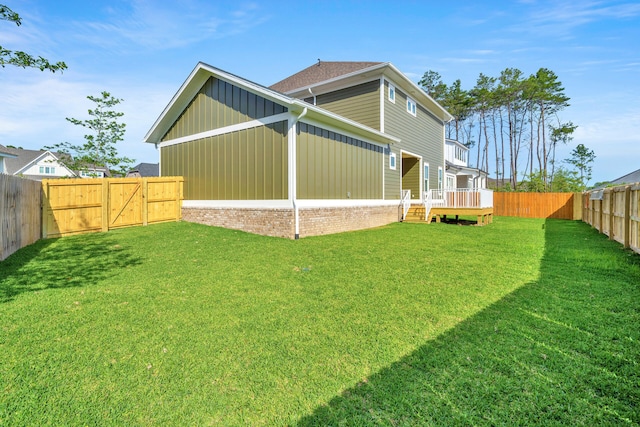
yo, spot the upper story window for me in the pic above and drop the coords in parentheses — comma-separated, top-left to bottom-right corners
(407, 97, 416, 116)
(389, 152, 396, 170)
(39, 166, 56, 175)
(424, 163, 429, 191)
(388, 84, 395, 103)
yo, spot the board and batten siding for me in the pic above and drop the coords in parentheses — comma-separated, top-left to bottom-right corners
(161, 121, 288, 200)
(315, 80, 380, 130)
(383, 80, 445, 200)
(296, 123, 383, 200)
(162, 77, 287, 141)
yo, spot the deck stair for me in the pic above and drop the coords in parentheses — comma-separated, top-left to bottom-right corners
(402, 205, 426, 223)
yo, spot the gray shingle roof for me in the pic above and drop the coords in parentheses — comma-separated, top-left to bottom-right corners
(269, 61, 383, 93)
(609, 168, 640, 186)
(128, 162, 159, 177)
(0, 145, 48, 174)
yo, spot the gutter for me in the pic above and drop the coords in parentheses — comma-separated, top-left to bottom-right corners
(290, 107, 308, 239)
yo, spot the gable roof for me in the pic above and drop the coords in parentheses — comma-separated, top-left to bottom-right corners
(270, 61, 453, 122)
(608, 168, 640, 186)
(144, 62, 400, 147)
(128, 162, 159, 177)
(0, 144, 75, 176)
(0, 145, 17, 157)
(269, 61, 383, 93)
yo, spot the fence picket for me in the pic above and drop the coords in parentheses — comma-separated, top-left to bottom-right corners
(583, 184, 640, 255)
(0, 175, 42, 261)
(493, 192, 581, 219)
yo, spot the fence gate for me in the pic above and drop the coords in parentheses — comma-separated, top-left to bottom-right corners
(109, 180, 143, 229)
(42, 177, 183, 238)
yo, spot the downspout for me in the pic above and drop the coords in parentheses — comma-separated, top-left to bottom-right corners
(291, 107, 308, 239)
(308, 88, 316, 105)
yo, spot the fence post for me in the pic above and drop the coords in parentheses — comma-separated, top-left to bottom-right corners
(41, 180, 49, 239)
(176, 177, 182, 221)
(102, 179, 109, 232)
(598, 196, 604, 234)
(142, 178, 149, 226)
(624, 185, 631, 248)
(573, 192, 582, 220)
(609, 189, 614, 240)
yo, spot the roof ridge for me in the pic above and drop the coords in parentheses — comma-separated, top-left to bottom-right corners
(269, 61, 384, 93)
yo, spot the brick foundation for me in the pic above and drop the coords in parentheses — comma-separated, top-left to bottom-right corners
(182, 207, 295, 238)
(182, 203, 400, 239)
(298, 205, 400, 238)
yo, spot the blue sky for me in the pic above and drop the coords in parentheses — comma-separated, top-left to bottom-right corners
(1, 0, 639, 184)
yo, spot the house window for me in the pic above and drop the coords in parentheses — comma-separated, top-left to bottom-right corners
(39, 166, 55, 175)
(407, 97, 416, 116)
(446, 174, 456, 189)
(424, 163, 429, 192)
(438, 167, 443, 190)
(388, 84, 395, 103)
(389, 152, 396, 170)
(80, 170, 104, 178)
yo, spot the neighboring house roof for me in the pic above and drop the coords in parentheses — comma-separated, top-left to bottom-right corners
(127, 162, 159, 177)
(270, 61, 453, 123)
(605, 168, 640, 186)
(269, 61, 383, 93)
(0, 146, 17, 159)
(445, 160, 488, 177)
(144, 62, 400, 147)
(0, 144, 76, 179)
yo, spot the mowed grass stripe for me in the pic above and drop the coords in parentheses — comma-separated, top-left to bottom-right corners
(0, 217, 638, 425)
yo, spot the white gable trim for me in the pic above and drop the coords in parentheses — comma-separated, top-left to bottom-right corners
(157, 112, 292, 149)
(13, 151, 76, 177)
(145, 62, 400, 147)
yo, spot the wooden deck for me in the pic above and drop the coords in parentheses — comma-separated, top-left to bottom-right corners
(403, 205, 493, 226)
(428, 207, 493, 225)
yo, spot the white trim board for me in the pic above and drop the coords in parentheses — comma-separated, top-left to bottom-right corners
(182, 199, 401, 209)
(157, 112, 292, 148)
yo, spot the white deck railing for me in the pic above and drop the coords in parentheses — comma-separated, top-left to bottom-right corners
(423, 190, 433, 220)
(428, 188, 493, 209)
(401, 189, 411, 220)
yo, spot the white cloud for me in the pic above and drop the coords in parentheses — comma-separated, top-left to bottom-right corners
(66, 1, 271, 53)
(0, 68, 164, 162)
(516, 1, 640, 37)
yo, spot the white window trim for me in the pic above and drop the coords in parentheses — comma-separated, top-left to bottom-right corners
(424, 162, 430, 192)
(389, 152, 396, 170)
(407, 97, 416, 116)
(39, 165, 56, 175)
(438, 166, 444, 190)
(388, 83, 395, 103)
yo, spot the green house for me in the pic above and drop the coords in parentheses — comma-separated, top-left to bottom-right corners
(144, 61, 463, 238)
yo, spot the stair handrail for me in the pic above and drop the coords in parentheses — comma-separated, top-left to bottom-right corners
(423, 190, 433, 222)
(401, 189, 411, 220)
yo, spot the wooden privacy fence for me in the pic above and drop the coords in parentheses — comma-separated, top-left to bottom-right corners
(0, 175, 42, 261)
(583, 184, 640, 255)
(42, 177, 183, 238)
(493, 192, 582, 220)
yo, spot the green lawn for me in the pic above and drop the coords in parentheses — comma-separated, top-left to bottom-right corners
(1, 217, 638, 425)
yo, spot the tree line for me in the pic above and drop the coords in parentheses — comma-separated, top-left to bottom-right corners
(419, 68, 594, 191)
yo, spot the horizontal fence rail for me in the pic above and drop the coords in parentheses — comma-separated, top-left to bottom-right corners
(0, 175, 42, 261)
(42, 177, 184, 238)
(493, 192, 581, 220)
(583, 183, 639, 255)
